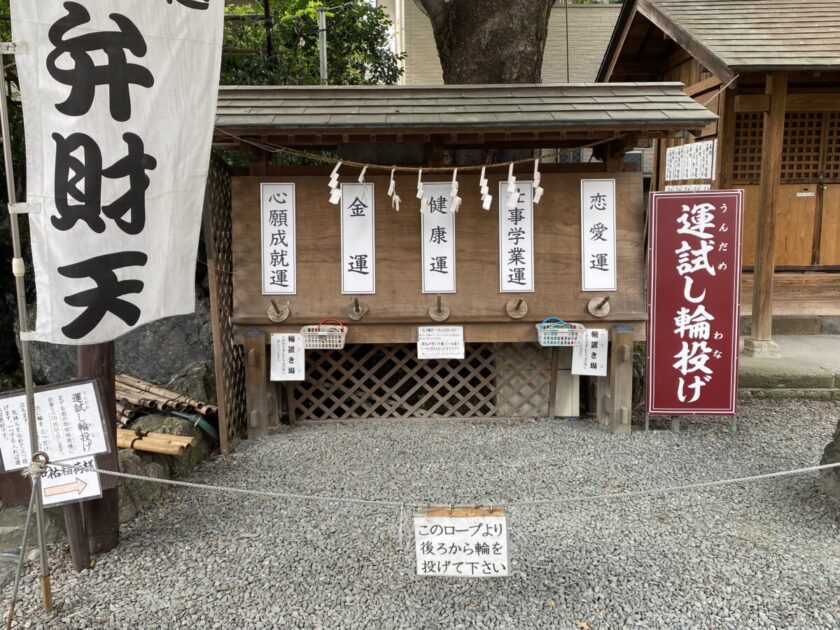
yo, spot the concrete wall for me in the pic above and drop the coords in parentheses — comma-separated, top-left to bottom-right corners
(385, 2, 621, 84)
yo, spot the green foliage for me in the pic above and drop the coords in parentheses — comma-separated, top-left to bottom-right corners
(222, 0, 404, 86)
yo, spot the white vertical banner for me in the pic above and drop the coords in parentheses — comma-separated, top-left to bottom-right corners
(341, 183, 376, 294)
(581, 179, 617, 292)
(421, 183, 456, 293)
(499, 182, 535, 292)
(11, 0, 224, 344)
(261, 183, 296, 294)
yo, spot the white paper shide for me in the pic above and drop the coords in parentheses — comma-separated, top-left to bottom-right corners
(12, 0, 224, 344)
(499, 182, 535, 292)
(341, 183, 376, 294)
(421, 183, 457, 293)
(262, 183, 297, 294)
(581, 179, 617, 292)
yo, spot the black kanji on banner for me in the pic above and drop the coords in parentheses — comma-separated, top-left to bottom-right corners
(52, 132, 157, 235)
(46, 2, 154, 122)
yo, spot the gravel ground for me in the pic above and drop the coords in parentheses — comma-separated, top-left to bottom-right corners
(4, 398, 840, 630)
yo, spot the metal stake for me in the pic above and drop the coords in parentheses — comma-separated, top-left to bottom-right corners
(0, 48, 53, 613)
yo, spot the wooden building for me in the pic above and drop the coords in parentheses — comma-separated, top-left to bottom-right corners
(207, 83, 714, 449)
(598, 0, 840, 356)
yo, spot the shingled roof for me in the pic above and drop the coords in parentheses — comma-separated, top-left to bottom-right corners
(214, 83, 716, 142)
(600, 0, 840, 81)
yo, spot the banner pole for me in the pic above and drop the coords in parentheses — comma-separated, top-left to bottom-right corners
(0, 47, 54, 614)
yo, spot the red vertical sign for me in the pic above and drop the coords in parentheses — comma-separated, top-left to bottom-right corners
(647, 191, 744, 415)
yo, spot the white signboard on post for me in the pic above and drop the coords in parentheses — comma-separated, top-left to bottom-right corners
(417, 326, 465, 360)
(499, 182, 535, 292)
(41, 456, 102, 507)
(341, 183, 376, 294)
(11, 0, 224, 344)
(414, 510, 509, 578)
(262, 183, 297, 294)
(572, 328, 609, 376)
(0, 381, 108, 472)
(581, 179, 617, 292)
(270, 333, 305, 381)
(421, 183, 457, 293)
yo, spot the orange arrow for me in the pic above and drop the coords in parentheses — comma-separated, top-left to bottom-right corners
(44, 478, 87, 497)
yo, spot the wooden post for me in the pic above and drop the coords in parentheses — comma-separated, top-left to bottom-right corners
(595, 375, 610, 428)
(78, 343, 120, 555)
(607, 326, 633, 435)
(62, 503, 90, 571)
(744, 72, 788, 358)
(547, 347, 559, 417)
(244, 329, 269, 439)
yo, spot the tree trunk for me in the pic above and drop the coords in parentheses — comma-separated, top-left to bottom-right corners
(414, 0, 554, 84)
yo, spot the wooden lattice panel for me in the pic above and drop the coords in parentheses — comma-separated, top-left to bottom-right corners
(206, 156, 247, 452)
(290, 343, 553, 421)
(732, 112, 763, 183)
(826, 113, 840, 182)
(494, 344, 552, 418)
(781, 112, 822, 181)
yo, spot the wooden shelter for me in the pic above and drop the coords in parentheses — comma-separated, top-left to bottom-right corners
(207, 83, 714, 449)
(598, 0, 840, 356)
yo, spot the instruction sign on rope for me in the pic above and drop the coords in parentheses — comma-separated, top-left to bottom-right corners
(270, 333, 305, 381)
(417, 326, 465, 360)
(40, 455, 102, 507)
(414, 508, 509, 578)
(0, 381, 109, 472)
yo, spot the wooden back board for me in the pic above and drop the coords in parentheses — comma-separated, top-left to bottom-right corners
(231, 169, 645, 343)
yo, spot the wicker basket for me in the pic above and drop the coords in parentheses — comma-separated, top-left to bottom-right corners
(300, 318, 348, 350)
(535, 317, 586, 347)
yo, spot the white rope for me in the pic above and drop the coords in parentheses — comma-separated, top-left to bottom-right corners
(46, 460, 840, 510)
(700, 73, 740, 107)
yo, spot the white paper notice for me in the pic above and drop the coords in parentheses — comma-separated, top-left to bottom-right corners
(499, 182, 535, 292)
(262, 183, 297, 294)
(421, 183, 457, 293)
(572, 328, 609, 376)
(0, 382, 108, 472)
(417, 326, 465, 360)
(581, 179, 617, 292)
(341, 183, 376, 294)
(414, 511, 509, 578)
(270, 333, 305, 381)
(41, 456, 102, 507)
(664, 140, 717, 182)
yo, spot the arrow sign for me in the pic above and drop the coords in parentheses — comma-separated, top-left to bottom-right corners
(40, 456, 102, 507)
(43, 477, 87, 497)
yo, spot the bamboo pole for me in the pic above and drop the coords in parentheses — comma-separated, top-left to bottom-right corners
(116, 373, 218, 416)
(115, 429, 196, 456)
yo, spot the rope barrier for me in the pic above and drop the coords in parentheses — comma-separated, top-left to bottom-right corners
(45, 460, 840, 510)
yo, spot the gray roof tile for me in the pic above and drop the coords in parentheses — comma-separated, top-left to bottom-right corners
(216, 83, 715, 132)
